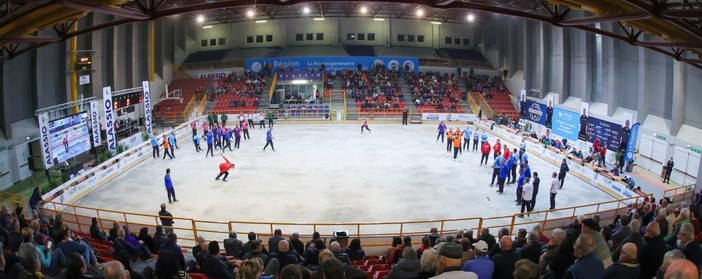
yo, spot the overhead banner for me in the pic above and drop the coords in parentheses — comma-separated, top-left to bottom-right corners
(552, 107, 580, 142)
(245, 56, 419, 73)
(523, 100, 547, 125)
(38, 112, 53, 168)
(586, 116, 622, 151)
(103, 87, 117, 153)
(142, 81, 152, 135)
(89, 101, 101, 147)
(625, 123, 640, 163)
(421, 113, 476, 122)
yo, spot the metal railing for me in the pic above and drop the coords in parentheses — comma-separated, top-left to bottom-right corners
(28, 185, 692, 251)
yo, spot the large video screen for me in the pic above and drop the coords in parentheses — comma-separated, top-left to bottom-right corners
(49, 112, 92, 163)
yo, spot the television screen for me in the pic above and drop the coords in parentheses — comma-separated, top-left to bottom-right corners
(49, 112, 92, 163)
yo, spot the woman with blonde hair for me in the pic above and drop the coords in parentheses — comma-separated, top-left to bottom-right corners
(20, 227, 65, 275)
(236, 259, 263, 279)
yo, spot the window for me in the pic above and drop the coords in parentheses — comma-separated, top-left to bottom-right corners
(316, 33, 324, 40)
(256, 35, 263, 43)
(454, 38, 460, 45)
(247, 36, 254, 43)
(210, 39, 217, 46)
(218, 38, 226, 45)
(296, 34, 303, 41)
(463, 38, 470, 46)
(306, 33, 313, 40)
(357, 33, 365, 40)
(417, 35, 425, 43)
(407, 35, 415, 42)
(266, 35, 273, 42)
(397, 34, 405, 42)
(445, 37, 452, 44)
(347, 33, 355, 40)
(367, 33, 375, 41)
(201, 39, 208, 47)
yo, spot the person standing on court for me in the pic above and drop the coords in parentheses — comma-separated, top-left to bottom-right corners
(161, 135, 173, 159)
(263, 127, 275, 151)
(402, 109, 409, 125)
(664, 157, 674, 184)
(472, 127, 479, 151)
(558, 158, 569, 189)
(452, 133, 461, 160)
(480, 140, 491, 166)
(221, 113, 228, 127)
(159, 203, 175, 234)
(205, 130, 214, 157)
(259, 112, 266, 129)
(191, 121, 197, 137)
(267, 110, 274, 128)
(530, 172, 540, 211)
(519, 177, 533, 217)
(490, 153, 505, 186)
(192, 133, 202, 152)
(497, 158, 510, 194)
(242, 121, 250, 140)
(446, 128, 454, 152)
(233, 126, 241, 149)
(437, 121, 446, 143)
(164, 168, 178, 204)
(150, 134, 160, 159)
(462, 127, 472, 151)
(549, 172, 559, 210)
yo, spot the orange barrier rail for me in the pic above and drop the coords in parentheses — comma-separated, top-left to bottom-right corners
(26, 184, 692, 252)
(196, 95, 207, 116)
(357, 108, 404, 117)
(0, 191, 27, 214)
(268, 74, 278, 103)
(182, 95, 197, 120)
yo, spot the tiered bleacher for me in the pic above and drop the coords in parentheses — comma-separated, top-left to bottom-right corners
(465, 74, 518, 120)
(277, 70, 330, 118)
(344, 45, 377, 57)
(436, 48, 489, 62)
(406, 72, 463, 113)
(210, 72, 266, 114)
(153, 79, 209, 121)
(335, 68, 406, 116)
(182, 50, 228, 64)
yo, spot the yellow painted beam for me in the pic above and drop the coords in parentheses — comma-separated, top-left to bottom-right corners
(70, 22, 78, 113)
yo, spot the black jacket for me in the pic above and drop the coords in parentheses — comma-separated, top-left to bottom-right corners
(491, 250, 519, 279)
(520, 243, 542, 264)
(386, 259, 422, 279)
(271, 251, 299, 272)
(639, 236, 665, 279)
(604, 262, 640, 279)
(202, 255, 234, 279)
(223, 237, 243, 258)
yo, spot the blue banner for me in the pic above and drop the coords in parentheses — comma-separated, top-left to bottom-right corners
(246, 56, 419, 73)
(586, 117, 623, 151)
(552, 108, 580, 141)
(625, 123, 640, 162)
(524, 100, 547, 125)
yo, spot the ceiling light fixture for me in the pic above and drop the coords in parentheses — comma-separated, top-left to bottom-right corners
(360, 6, 368, 13)
(256, 20, 267, 23)
(313, 17, 325, 21)
(303, 6, 310, 14)
(430, 21, 441, 25)
(467, 13, 475, 22)
(246, 9, 255, 18)
(416, 9, 424, 17)
(196, 15, 205, 23)
(202, 25, 213, 29)
(373, 18, 385, 21)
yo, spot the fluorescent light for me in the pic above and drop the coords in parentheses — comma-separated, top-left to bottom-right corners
(256, 20, 267, 23)
(202, 25, 213, 29)
(467, 13, 475, 22)
(313, 17, 325, 21)
(246, 9, 255, 18)
(416, 9, 424, 17)
(430, 21, 442, 25)
(196, 15, 205, 23)
(360, 6, 368, 13)
(303, 7, 310, 14)
(291, 80, 308, 84)
(373, 18, 385, 21)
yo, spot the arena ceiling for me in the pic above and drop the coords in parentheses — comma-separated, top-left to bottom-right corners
(1, 0, 702, 69)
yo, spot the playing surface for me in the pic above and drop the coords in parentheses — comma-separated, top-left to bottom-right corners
(72, 124, 615, 229)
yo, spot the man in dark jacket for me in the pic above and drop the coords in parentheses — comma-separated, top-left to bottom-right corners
(612, 219, 644, 262)
(270, 240, 298, 272)
(268, 229, 284, 254)
(479, 228, 496, 252)
(491, 237, 518, 279)
(243, 239, 270, 266)
(488, 228, 510, 258)
(290, 233, 305, 256)
(639, 222, 665, 279)
(603, 243, 640, 279)
(329, 242, 351, 265)
(158, 203, 175, 234)
(243, 232, 268, 255)
(152, 226, 167, 252)
(386, 247, 422, 279)
(311, 250, 366, 279)
(564, 234, 604, 279)
(223, 231, 243, 259)
(202, 241, 235, 279)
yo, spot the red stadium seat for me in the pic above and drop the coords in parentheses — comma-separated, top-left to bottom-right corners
(369, 264, 391, 273)
(189, 273, 208, 279)
(365, 259, 383, 266)
(374, 270, 391, 279)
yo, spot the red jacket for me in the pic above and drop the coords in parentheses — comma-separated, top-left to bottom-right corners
(503, 148, 511, 160)
(493, 142, 502, 154)
(481, 142, 491, 154)
(599, 146, 607, 156)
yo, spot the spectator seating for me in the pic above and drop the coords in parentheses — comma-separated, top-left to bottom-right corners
(153, 79, 210, 120)
(183, 50, 228, 64)
(485, 90, 519, 120)
(344, 45, 377, 56)
(279, 104, 330, 117)
(436, 48, 489, 62)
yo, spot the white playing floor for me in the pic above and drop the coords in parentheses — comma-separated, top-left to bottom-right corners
(72, 123, 615, 237)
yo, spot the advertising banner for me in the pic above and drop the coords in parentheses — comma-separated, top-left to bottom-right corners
(552, 108, 580, 141)
(89, 101, 101, 147)
(586, 117, 623, 151)
(103, 87, 117, 153)
(625, 123, 640, 163)
(421, 113, 476, 122)
(37, 112, 53, 168)
(523, 100, 547, 125)
(246, 57, 419, 73)
(142, 81, 152, 135)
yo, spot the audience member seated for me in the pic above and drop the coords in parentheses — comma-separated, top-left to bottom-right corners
(224, 231, 244, 259)
(290, 233, 305, 257)
(344, 238, 365, 261)
(387, 247, 422, 279)
(329, 242, 351, 266)
(202, 241, 235, 279)
(406, 72, 461, 112)
(270, 240, 298, 272)
(20, 227, 64, 275)
(243, 240, 270, 267)
(112, 228, 152, 261)
(89, 218, 106, 242)
(311, 251, 366, 279)
(150, 249, 190, 279)
(159, 233, 185, 268)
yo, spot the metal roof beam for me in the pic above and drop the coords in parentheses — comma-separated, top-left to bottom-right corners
(559, 13, 651, 26)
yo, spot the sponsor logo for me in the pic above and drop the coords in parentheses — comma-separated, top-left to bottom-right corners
(198, 72, 228, 79)
(40, 123, 51, 165)
(623, 191, 633, 198)
(403, 60, 415, 72)
(373, 59, 384, 67)
(536, 125, 542, 133)
(251, 62, 262, 72)
(91, 110, 99, 145)
(612, 184, 621, 193)
(143, 85, 151, 134)
(104, 98, 116, 151)
(388, 60, 400, 71)
(528, 103, 543, 122)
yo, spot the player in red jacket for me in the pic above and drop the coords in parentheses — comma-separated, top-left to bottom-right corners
(503, 145, 511, 160)
(215, 154, 235, 182)
(480, 141, 491, 166)
(493, 139, 502, 160)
